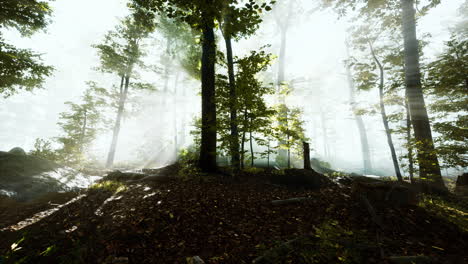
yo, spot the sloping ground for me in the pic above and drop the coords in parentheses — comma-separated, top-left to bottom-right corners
(0, 167, 467, 264)
(0, 192, 80, 229)
(0, 151, 100, 201)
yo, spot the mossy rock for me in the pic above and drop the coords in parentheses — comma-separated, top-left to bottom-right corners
(8, 147, 26, 156)
(0, 151, 58, 181)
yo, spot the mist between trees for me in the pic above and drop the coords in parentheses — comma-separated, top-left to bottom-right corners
(1, 0, 466, 187)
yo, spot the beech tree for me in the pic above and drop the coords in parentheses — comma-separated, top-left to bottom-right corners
(220, 1, 266, 170)
(273, 104, 306, 169)
(130, 0, 274, 172)
(55, 87, 105, 166)
(93, 17, 153, 168)
(323, 0, 445, 187)
(425, 36, 467, 169)
(350, 22, 403, 181)
(217, 49, 275, 168)
(345, 40, 373, 174)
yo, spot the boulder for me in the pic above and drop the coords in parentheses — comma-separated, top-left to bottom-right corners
(270, 169, 333, 189)
(8, 147, 27, 156)
(0, 151, 97, 201)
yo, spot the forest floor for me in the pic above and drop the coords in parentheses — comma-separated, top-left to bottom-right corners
(0, 164, 467, 264)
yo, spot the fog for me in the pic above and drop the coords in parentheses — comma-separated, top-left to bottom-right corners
(0, 0, 464, 175)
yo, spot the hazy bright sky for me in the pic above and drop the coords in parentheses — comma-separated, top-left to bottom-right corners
(0, 0, 464, 172)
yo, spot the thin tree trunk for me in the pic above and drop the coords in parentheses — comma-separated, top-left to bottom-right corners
(241, 132, 246, 170)
(106, 74, 129, 168)
(173, 71, 180, 159)
(267, 141, 270, 168)
(199, 21, 217, 172)
(250, 124, 254, 167)
(163, 38, 171, 93)
(222, 20, 240, 171)
(287, 132, 291, 169)
(240, 109, 248, 169)
(345, 41, 373, 174)
(275, 2, 293, 164)
(369, 42, 403, 181)
(405, 100, 415, 183)
(80, 108, 87, 153)
(401, 0, 444, 187)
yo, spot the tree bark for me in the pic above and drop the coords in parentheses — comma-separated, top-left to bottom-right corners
(198, 21, 217, 173)
(106, 74, 129, 168)
(250, 124, 254, 167)
(345, 41, 373, 174)
(275, 2, 293, 164)
(303, 142, 311, 170)
(240, 109, 248, 169)
(267, 141, 270, 168)
(287, 132, 291, 169)
(369, 43, 403, 182)
(222, 19, 240, 171)
(401, 0, 444, 187)
(163, 37, 171, 93)
(405, 100, 415, 183)
(173, 71, 180, 159)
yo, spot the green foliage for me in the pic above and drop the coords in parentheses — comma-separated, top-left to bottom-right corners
(321, 0, 440, 21)
(419, 194, 468, 232)
(90, 180, 127, 193)
(0, 0, 52, 36)
(0, 39, 54, 97)
(55, 87, 105, 166)
(157, 15, 202, 80)
(0, 0, 54, 97)
(130, 0, 275, 31)
(177, 146, 203, 179)
(273, 104, 307, 163)
(217, 48, 276, 160)
(93, 16, 153, 76)
(28, 138, 58, 161)
(425, 36, 468, 168)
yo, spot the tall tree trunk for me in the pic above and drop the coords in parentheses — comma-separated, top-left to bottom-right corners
(241, 131, 246, 170)
(250, 123, 254, 167)
(199, 21, 217, 172)
(369, 43, 403, 181)
(173, 71, 180, 159)
(222, 19, 240, 171)
(275, 2, 292, 164)
(267, 141, 270, 168)
(405, 100, 415, 183)
(240, 109, 248, 169)
(287, 132, 291, 169)
(163, 38, 171, 93)
(106, 75, 129, 168)
(80, 108, 87, 153)
(345, 42, 373, 174)
(401, 0, 444, 187)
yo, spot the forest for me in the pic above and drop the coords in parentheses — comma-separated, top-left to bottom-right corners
(0, 0, 467, 263)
